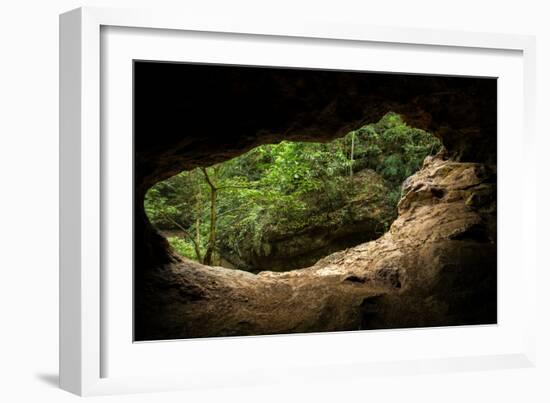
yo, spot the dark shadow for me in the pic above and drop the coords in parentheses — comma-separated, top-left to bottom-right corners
(35, 373, 59, 388)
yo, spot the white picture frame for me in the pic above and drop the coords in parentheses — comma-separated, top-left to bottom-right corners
(59, 6, 537, 396)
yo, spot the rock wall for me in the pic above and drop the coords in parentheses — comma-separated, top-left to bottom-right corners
(135, 156, 496, 340)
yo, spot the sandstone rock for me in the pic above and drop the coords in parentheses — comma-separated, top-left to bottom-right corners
(135, 157, 496, 340)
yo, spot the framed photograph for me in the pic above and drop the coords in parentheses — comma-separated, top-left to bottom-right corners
(60, 6, 537, 396)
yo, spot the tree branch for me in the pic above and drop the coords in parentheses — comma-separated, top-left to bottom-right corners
(217, 184, 268, 191)
(200, 167, 217, 190)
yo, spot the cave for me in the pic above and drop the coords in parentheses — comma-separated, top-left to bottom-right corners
(133, 61, 497, 341)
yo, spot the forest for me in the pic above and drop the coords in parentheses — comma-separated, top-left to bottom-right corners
(145, 112, 441, 272)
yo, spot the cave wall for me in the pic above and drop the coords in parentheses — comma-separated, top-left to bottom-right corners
(134, 62, 497, 271)
(135, 156, 497, 340)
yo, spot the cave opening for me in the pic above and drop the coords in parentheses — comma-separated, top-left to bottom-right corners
(144, 112, 442, 273)
(133, 61, 496, 341)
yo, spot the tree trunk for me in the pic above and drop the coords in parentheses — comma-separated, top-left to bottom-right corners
(195, 185, 202, 257)
(195, 217, 201, 250)
(201, 167, 218, 266)
(350, 131, 355, 177)
(203, 186, 217, 265)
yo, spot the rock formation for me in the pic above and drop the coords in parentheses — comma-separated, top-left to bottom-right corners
(136, 156, 496, 340)
(133, 62, 497, 340)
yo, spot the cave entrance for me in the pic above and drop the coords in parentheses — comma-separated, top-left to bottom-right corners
(144, 112, 441, 273)
(134, 61, 496, 341)
(134, 61, 496, 274)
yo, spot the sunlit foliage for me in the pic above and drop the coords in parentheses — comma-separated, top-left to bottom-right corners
(144, 112, 441, 265)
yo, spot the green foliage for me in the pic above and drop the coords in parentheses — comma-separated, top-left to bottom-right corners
(167, 236, 202, 261)
(144, 170, 205, 230)
(144, 112, 441, 267)
(343, 112, 441, 186)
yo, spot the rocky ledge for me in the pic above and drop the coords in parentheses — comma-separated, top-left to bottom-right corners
(135, 156, 496, 340)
